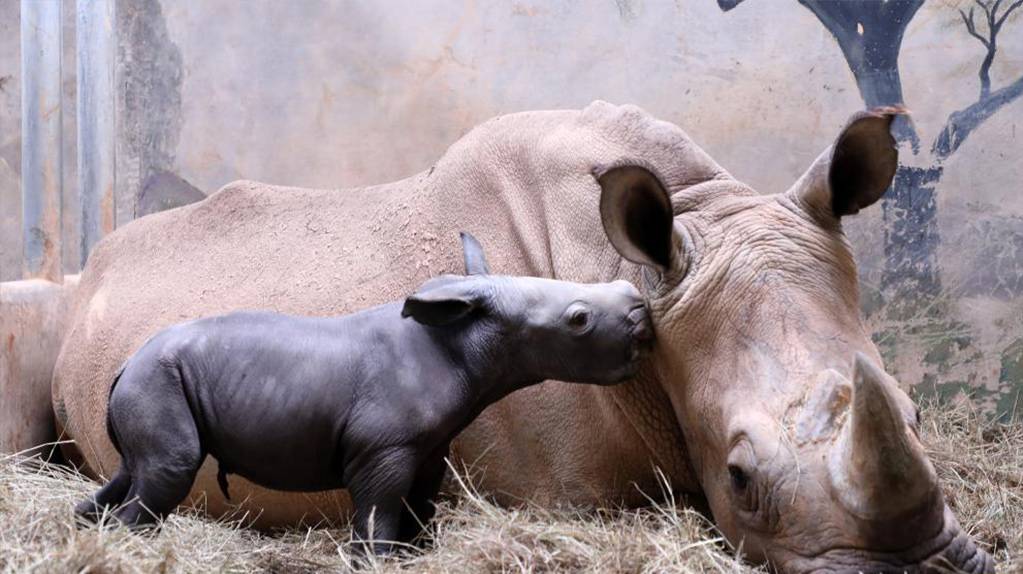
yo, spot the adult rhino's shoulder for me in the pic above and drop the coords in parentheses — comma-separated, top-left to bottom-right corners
(201, 179, 333, 206)
(79, 181, 277, 278)
(184, 179, 335, 227)
(464, 100, 651, 132)
(579, 100, 731, 187)
(200, 179, 277, 208)
(580, 100, 652, 126)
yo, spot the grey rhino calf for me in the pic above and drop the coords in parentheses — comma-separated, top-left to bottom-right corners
(75, 232, 653, 554)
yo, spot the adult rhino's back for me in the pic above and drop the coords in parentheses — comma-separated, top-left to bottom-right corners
(52, 178, 488, 523)
(53, 103, 721, 526)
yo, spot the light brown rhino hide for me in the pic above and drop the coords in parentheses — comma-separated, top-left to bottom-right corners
(54, 102, 724, 525)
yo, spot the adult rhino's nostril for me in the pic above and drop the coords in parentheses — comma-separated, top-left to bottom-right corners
(934, 535, 994, 574)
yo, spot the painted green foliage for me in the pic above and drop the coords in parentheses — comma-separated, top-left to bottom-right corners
(998, 338, 1023, 420)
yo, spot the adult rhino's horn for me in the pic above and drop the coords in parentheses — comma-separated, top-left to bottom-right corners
(828, 352, 938, 520)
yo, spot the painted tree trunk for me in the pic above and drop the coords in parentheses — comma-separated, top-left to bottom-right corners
(849, 67, 918, 148)
(880, 165, 943, 318)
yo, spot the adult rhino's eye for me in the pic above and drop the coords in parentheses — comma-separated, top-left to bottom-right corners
(728, 464, 749, 492)
(728, 463, 760, 514)
(727, 440, 768, 521)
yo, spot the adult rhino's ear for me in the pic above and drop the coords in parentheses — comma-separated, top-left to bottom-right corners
(597, 165, 678, 272)
(460, 232, 490, 275)
(402, 279, 486, 327)
(788, 108, 902, 219)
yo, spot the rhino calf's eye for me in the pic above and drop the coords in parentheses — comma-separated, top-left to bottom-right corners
(568, 309, 590, 329)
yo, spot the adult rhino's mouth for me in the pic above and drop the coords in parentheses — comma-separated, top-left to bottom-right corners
(787, 510, 993, 574)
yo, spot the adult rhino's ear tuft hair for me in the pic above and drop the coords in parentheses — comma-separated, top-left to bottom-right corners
(460, 232, 490, 275)
(402, 279, 486, 327)
(788, 107, 902, 219)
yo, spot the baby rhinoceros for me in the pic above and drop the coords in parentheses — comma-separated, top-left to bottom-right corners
(75, 232, 653, 554)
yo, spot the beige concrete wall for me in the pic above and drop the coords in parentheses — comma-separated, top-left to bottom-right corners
(0, 0, 22, 281)
(158, 0, 1023, 417)
(2, 0, 1021, 418)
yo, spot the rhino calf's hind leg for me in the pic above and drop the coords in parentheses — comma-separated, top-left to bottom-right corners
(106, 365, 205, 528)
(75, 468, 132, 523)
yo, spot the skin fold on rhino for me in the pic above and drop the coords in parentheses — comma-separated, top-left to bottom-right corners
(53, 101, 991, 573)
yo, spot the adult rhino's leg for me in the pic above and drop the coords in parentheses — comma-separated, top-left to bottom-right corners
(74, 467, 132, 523)
(106, 364, 204, 528)
(453, 380, 695, 507)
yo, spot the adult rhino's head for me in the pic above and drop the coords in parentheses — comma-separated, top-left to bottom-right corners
(596, 109, 992, 573)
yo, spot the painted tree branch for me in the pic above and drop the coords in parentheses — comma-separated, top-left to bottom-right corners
(958, 8, 989, 48)
(959, 0, 1022, 99)
(961, 0, 1012, 99)
(935, 0, 1023, 158)
(995, 0, 1023, 27)
(933, 73, 1023, 159)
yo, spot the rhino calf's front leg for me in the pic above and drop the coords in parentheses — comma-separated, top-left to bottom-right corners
(346, 446, 420, 556)
(398, 444, 450, 544)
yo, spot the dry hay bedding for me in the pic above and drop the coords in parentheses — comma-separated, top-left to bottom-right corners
(0, 401, 1019, 573)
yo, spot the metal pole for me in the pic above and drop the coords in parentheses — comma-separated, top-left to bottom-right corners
(21, 0, 63, 282)
(77, 0, 116, 266)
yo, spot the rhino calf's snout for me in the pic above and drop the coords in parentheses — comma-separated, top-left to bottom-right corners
(628, 304, 653, 340)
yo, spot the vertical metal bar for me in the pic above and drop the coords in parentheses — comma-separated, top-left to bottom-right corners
(77, 0, 115, 266)
(21, 0, 63, 282)
(113, 4, 136, 231)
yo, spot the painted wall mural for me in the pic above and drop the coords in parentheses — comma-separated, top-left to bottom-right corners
(721, 0, 1023, 418)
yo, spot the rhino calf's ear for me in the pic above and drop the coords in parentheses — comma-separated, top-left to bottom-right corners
(402, 280, 485, 326)
(789, 108, 902, 219)
(460, 232, 490, 275)
(597, 165, 676, 272)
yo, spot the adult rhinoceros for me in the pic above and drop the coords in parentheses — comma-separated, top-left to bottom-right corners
(53, 102, 991, 573)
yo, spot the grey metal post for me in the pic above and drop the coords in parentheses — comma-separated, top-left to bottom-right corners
(21, 0, 63, 282)
(77, 0, 116, 266)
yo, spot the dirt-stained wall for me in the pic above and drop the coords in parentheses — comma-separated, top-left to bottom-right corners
(3, 0, 1021, 417)
(1, 0, 78, 281)
(0, 0, 20, 282)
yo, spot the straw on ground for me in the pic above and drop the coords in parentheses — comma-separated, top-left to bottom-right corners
(0, 400, 1019, 573)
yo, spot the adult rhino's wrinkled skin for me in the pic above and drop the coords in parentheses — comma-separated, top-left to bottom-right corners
(53, 102, 991, 572)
